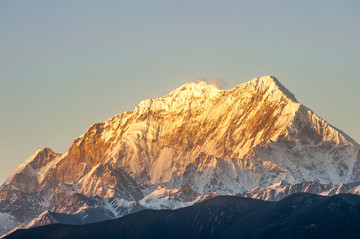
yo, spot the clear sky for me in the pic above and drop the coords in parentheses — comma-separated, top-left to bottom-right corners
(1, 0, 359, 184)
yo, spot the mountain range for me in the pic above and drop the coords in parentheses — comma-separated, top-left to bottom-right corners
(5, 193, 360, 239)
(1, 75, 359, 236)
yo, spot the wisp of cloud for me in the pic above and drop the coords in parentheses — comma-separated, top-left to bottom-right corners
(194, 77, 228, 90)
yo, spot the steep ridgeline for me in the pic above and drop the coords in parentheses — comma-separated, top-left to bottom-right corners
(1, 76, 360, 235)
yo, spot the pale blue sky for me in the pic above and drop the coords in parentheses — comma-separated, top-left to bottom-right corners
(1, 0, 359, 183)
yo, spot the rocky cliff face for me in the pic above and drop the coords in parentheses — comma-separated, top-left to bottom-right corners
(1, 76, 359, 235)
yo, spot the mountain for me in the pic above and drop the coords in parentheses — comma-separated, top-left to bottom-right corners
(5, 193, 360, 239)
(2, 179, 358, 235)
(241, 180, 360, 201)
(1, 75, 360, 235)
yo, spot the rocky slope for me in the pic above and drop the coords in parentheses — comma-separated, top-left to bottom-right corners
(6, 194, 360, 239)
(4, 180, 360, 237)
(1, 75, 359, 235)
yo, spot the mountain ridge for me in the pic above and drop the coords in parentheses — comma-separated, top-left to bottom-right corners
(1, 75, 359, 235)
(5, 193, 360, 239)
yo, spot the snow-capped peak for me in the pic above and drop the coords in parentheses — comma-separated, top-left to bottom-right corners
(233, 75, 298, 103)
(169, 80, 220, 97)
(1, 75, 360, 236)
(252, 75, 298, 102)
(133, 80, 220, 116)
(3, 147, 62, 191)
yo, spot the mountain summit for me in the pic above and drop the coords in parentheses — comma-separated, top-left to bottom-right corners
(1, 76, 359, 235)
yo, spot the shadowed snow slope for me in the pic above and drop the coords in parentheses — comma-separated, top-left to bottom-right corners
(6, 194, 360, 239)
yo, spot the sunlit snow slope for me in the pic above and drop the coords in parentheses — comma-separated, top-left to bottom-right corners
(1, 76, 359, 235)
